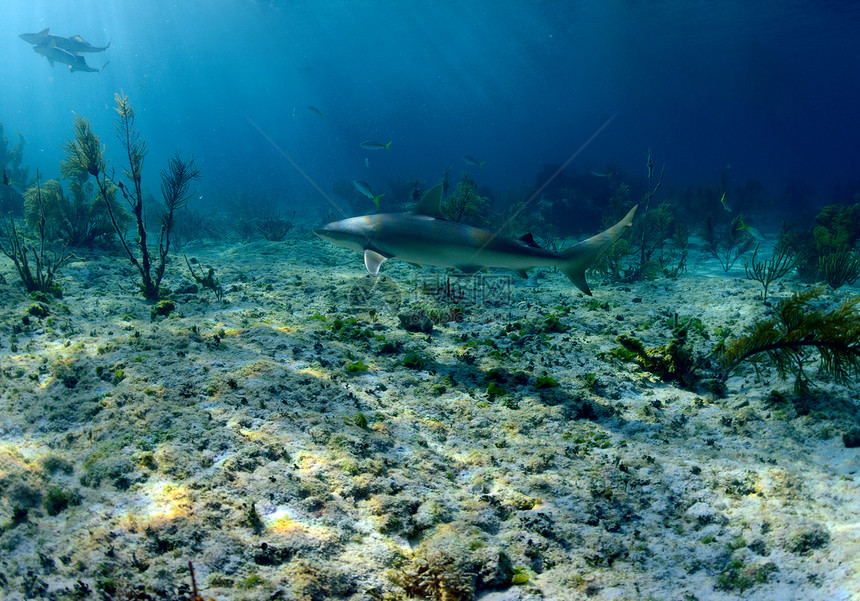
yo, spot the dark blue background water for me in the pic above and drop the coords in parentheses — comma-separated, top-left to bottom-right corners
(2, 1, 859, 219)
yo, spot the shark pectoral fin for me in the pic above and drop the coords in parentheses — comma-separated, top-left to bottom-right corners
(514, 269, 530, 279)
(407, 262, 424, 269)
(364, 250, 389, 276)
(518, 233, 541, 248)
(456, 265, 482, 274)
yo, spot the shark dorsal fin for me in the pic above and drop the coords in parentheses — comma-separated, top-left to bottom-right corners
(518, 233, 541, 248)
(412, 184, 444, 217)
(39, 28, 50, 35)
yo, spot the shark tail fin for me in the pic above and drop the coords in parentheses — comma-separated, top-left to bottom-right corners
(558, 205, 637, 295)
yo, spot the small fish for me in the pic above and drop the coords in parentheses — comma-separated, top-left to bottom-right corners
(462, 155, 486, 167)
(307, 106, 325, 118)
(353, 180, 384, 208)
(737, 217, 765, 241)
(360, 140, 391, 151)
(719, 192, 732, 212)
(590, 170, 613, 179)
(365, 157, 370, 168)
(2, 169, 8, 186)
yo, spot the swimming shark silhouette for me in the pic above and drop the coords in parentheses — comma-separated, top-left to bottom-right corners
(32, 44, 107, 73)
(314, 184, 636, 295)
(20, 28, 110, 54)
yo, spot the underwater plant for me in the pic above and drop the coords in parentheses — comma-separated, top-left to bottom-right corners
(630, 201, 688, 280)
(387, 177, 425, 206)
(63, 92, 200, 300)
(185, 255, 224, 300)
(744, 242, 798, 301)
(781, 202, 860, 287)
(24, 169, 128, 247)
(442, 172, 489, 225)
(0, 171, 69, 295)
(812, 202, 860, 255)
(818, 247, 860, 290)
(60, 143, 131, 246)
(23, 179, 65, 241)
(635, 148, 665, 274)
(256, 206, 295, 241)
(721, 287, 860, 394)
(703, 213, 756, 272)
(616, 313, 697, 389)
(0, 122, 29, 194)
(593, 234, 634, 283)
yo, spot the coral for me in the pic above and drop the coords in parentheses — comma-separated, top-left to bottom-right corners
(23, 175, 126, 247)
(721, 287, 860, 393)
(150, 300, 176, 320)
(23, 179, 65, 240)
(842, 427, 860, 448)
(391, 523, 513, 601)
(399, 311, 434, 333)
(442, 173, 489, 225)
(818, 247, 860, 289)
(387, 177, 424, 205)
(184, 255, 223, 300)
(256, 207, 294, 241)
(0, 172, 69, 295)
(744, 242, 798, 301)
(631, 201, 688, 280)
(43, 486, 82, 516)
(617, 313, 697, 388)
(60, 147, 130, 245)
(402, 351, 426, 370)
(703, 213, 756, 272)
(0, 122, 29, 191)
(812, 202, 860, 254)
(785, 520, 830, 555)
(782, 202, 860, 286)
(63, 92, 200, 300)
(633, 149, 666, 275)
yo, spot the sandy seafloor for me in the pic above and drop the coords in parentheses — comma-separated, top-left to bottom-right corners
(0, 227, 858, 601)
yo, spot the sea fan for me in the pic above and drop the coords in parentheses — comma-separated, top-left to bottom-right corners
(721, 287, 860, 393)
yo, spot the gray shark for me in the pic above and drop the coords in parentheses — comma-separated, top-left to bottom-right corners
(32, 44, 106, 73)
(314, 184, 637, 295)
(20, 28, 110, 53)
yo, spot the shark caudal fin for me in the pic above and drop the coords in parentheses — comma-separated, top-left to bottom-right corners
(559, 205, 637, 295)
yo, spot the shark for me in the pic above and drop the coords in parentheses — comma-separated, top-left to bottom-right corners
(314, 184, 637, 295)
(32, 44, 106, 73)
(20, 28, 110, 54)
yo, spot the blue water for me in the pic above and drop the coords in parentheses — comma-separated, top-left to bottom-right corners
(2, 0, 859, 217)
